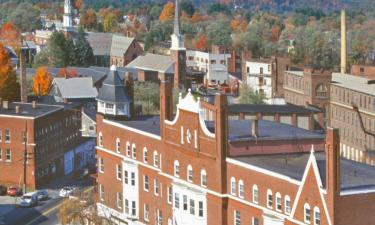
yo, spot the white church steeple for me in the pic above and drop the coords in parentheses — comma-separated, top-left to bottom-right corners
(63, 0, 73, 31)
(170, 0, 185, 50)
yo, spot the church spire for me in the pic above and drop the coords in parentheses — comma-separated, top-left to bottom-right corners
(173, 0, 180, 35)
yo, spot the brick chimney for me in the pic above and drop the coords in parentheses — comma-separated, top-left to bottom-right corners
(326, 127, 340, 221)
(340, 10, 347, 74)
(124, 72, 134, 117)
(32, 100, 37, 109)
(252, 119, 259, 138)
(160, 73, 173, 139)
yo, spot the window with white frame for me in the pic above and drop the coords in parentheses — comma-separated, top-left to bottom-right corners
(234, 210, 241, 225)
(116, 138, 120, 153)
(153, 151, 159, 167)
(131, 201, 136, 216)
(183, 195, 188, 210)
(201, 169, 207, 187)
(116, 192, 123, 209)
(143, 175, 149, 191)
(131, 172, 135, 186)
(125, 199, 129, 214)
(99, 158, 104, 173)
(238, 180, 244, 198)
(126, 142, 130, 156)
(276, 192, 282, 211)
(230, 177, 236, 195)
(174, 193, 180, 209)
(267, 189, 273, 208)
(144, 204, 149, 221)
(124, 170, 129, 184)
(156, 209, 162, 225)
(154, 179, 159, 195)
(5, 148, 11, 162)
(285, 195, 291, 214)
(189, 199, 195, 215)
(116, 164, 122, 180)
(98, 132, 103, 146)
(0, 148, 2, 161)
(304, 203, 311, 223)
(174, 160, 180, 177)
(252, 217, 259, 225)
(253, 185, 259, 204)
(99, 184, 104, 201)
(198, 201, 204, 217)
(5, 129, 10, 143)
(143, 147, 148, 163)
(132, 144, 136, 159)
(187, 165, 193, 182)
(167, 186, 173, 204)
(0, 129, 2, 142)
(314, 207, 320, 225)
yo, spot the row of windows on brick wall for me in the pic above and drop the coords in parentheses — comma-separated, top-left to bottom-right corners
(0, 129, 11, 143)
(0, 148, 11, 162)
(234, 210, 259, 225)
(174, 160, 207, 187)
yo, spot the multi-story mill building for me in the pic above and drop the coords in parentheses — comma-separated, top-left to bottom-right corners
(96, 65, 375, 225)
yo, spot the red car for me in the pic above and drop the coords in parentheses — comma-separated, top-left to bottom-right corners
(7, 186, 22, 197)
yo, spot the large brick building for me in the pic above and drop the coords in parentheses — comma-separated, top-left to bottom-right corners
(330, 73, 375, 166)
(95, 64, 375, 224)
(283, 66, 332, 130)
(0, 101, 86, 189)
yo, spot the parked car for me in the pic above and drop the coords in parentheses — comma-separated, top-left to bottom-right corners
(19, 192, 38, 207)
(59, 187, 75, 198)
(7, 186, 22, 197)
(36, 190, 49, 201)
(0, 185, 7, 195)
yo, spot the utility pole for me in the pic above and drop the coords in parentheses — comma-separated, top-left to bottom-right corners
(23, 122, 27, 195)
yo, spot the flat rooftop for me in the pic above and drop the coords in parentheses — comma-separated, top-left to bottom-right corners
(0, 102, 63, 118)
(228, 104, 320, 115)
(112, 116, 161, 136)
(231, 152, 375, 191)
(206, 119, 324, 142)
(332, 73, 375, 96)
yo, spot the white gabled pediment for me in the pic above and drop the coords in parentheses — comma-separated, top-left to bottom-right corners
(177, 89, 200, 113)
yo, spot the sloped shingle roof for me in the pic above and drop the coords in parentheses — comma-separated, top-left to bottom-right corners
(54, 77, 98, 99)
(110, 35, 135, 58)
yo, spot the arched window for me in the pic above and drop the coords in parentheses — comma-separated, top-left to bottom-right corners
(230, 177, 236, 195)
(174, 160, 180, 177)
(126, 142, 130, 157)
(143, 147, 148, 163)
(276, 192, 282, 211)
(252, 185, 258, 204)
(153, 151, 158, 167)
(238, 180, 244, 198)
(187, 165, 193, 182)
(116, 138, 120, 153)
(314, 207, 320, 225)
(284, 195, 291, 215)
(267, 189, 273, 208)
(200, 169, 207, 187)
(304, 203, 311, 223)
(131, 144, 136, 159)
(98, 132, 103, 146)
(316, 84, 328, 97)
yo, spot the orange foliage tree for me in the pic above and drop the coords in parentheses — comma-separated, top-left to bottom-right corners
(195, 35, 208, 51)
(80, 9, 97, 29)
(271, 25, 281, 42)
(0, 43, 19, 101)
(0, 23, 20, 50)
(58, 68, 78, 78)
(159, 1, 174, 22)
(33, 66, 52, 96)
(191, 12, 202, 23)
(74, 0, 84, 10)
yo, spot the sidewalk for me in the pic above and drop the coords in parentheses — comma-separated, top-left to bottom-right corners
(0, 196, 19, 224)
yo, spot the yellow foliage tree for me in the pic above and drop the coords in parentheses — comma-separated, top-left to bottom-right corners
(0, 43, 19, 101)
(33, 66, 52, 96)
(159, 1, 174, 22)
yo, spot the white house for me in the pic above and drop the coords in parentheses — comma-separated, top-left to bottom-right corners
(245, 60, 273, 99)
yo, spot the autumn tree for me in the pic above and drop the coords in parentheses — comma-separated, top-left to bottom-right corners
(74, 0, 84, 10)
(103, 12, 118, 32)
(159, 1, 174, 22)
(195, 35, 208, 51)
(0, 23, 20, 50)
(191, 12, 202, 23)
(33, 66, 52, 96)
(0, 43, 20, 101)
(80, 9, 97, 30)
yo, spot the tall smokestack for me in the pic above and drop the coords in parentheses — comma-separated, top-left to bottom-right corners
(340, 10, 347, 74)
(20, 49, 27, 103)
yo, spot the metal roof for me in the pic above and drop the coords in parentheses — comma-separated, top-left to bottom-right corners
(96, 68, 131, 104)
(228, 104, 320, 114)
(110, 35, 135, 58)
(86, 32, 113, 56)
(332, 73, 375, 96)
(126, 53, 174, 73)
(53, 77, 98, 99)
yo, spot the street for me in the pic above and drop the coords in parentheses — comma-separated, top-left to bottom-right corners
(0, 174, 94, 225)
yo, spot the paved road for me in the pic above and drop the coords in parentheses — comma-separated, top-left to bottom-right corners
(2, 174, 94, 225)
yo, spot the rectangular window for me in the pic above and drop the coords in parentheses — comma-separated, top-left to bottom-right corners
(315, 210, 320, 225)
(285, 198, 291, 214)
(117, 192, 123, 209)
(153, 152, 159, 167)
(132, 145, 136, 159)
(190, 199, 195, 215)
(183, 195, 188, 210)
(126, 143, 130, 156)
(99, 158, 104, 173)
(143, 149, 148, 163)
(131, 172, 135, 186)
(267, 193, 273, 208)
(305, 207, 311, 222)
(143, 175, 149, 191)
(5, 129, 10, 143)
(5, 148, 11, 162)
(0, 130, 2, 142)
(124, 171, 128, 184)
(252, 217, 259, 225)
(167, 187, 173, 204)
(276, 196, 282, 211)
(0, 148, 2, 160)
(234, 210, 241, 225)
(174, 193, 180, 209)
(253, 188, 258, 204)
(198, 201, 204, 217)
(117, 164, 122, 180)
(154, 179, 159, 195)
(125, 199, 129, 214)
(157, 210, 162, 225)
(131, 201, 136, 216)
(144, 204, 149, 221)
(99, 184, 104, 201)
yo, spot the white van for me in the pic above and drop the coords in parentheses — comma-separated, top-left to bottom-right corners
(19, 192, 38, 207)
